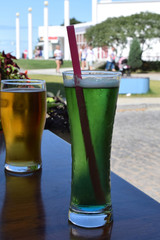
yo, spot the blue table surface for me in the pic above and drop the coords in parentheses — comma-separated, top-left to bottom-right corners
(0, 130, 160, 240)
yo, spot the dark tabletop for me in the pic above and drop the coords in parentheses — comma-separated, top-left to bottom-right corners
(0, 130, 160, 240)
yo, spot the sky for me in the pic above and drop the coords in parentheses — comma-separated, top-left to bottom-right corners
(0, 0, 93, 57)
(0, 0, 147, 57)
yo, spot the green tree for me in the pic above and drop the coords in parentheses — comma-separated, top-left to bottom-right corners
(128, 38, 142, 70)
(85, 12, 160, 54)
(61, 18, 82, 26)
(85, 16, 127, 50)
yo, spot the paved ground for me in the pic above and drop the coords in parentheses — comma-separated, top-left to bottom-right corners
(132, 72, 160, 81)
(111, 98, 160, 203)
(27, 68, 160, 81)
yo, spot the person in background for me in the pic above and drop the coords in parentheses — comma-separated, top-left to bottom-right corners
(54, 45, 63, 74)
(34, 47, 40, 58)
(105, 46, 116, 71)
(79, 44, 87, 70)
(86, 44, 95, 70)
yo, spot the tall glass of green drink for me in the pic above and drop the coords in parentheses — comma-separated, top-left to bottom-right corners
(63, 70, 121, 228)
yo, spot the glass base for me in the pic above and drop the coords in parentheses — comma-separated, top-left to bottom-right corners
(68, 207, 113, 228)
(5, 163, 41, 174)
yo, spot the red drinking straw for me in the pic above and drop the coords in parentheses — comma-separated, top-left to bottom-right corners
(0, 60, 1, 133)
(67, 25, 105, 204)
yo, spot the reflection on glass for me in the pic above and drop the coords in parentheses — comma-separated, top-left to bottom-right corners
(0, 132, 5, 153)
(0, 170, 45, 239)
(70, 222, 113, 240)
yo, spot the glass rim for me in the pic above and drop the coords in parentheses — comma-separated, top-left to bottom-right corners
(62, 70, 122, 77)
(1, 79, 45, 85)
(62, 70, 121, 88)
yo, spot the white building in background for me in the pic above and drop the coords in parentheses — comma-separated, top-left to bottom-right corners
(37, 0, 160, 60)
(16, 13, 20, 59)
(28, 8, 33, 59)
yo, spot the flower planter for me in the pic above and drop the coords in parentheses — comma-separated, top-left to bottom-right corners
(119, 77, 150, 94)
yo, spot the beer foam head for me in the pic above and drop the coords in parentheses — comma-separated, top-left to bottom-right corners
(63, 71, 121, 88)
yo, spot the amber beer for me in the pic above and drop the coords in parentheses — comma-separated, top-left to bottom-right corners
(1, 80, 46, 173)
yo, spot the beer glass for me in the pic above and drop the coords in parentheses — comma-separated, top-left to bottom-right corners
(63, 71, 121, 228)
(0, 79, 46, 174)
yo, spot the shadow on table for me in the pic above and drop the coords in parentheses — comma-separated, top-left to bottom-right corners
(0, 170, 46, 240)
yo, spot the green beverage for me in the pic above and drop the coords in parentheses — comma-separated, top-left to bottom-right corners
(63, 71, 121, 228)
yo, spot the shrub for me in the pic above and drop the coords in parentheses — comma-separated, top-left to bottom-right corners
(0, 51, 29, 80)
(45, 91, 69, 133)
(0, 51, 30, 131)
(141, 61, 160, 72)
(128, 38, 142, 71)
